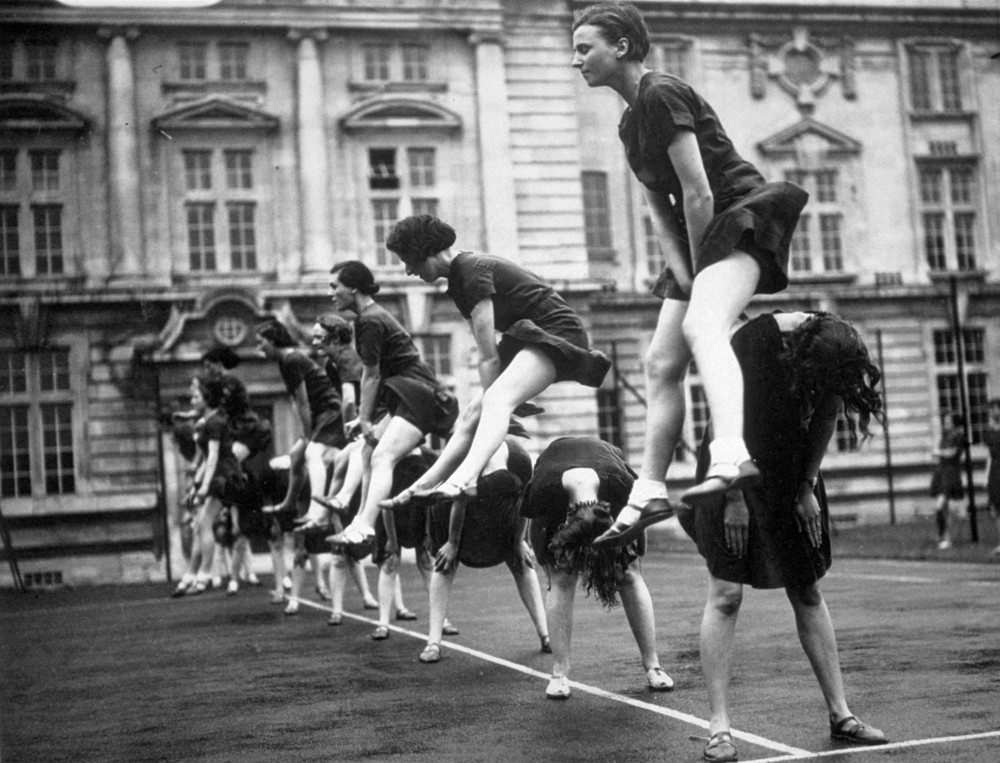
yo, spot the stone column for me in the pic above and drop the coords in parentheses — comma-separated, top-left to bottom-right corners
(290, 29, 332, 275)
(470, 32, 519, 260)
(100, 28, 144, 280)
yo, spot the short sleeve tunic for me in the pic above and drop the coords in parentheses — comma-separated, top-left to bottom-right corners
(195, 410, 242, 499)
(354, 303, 457, 438)
(277, 349, 344, 448)
(445, 252, 610, 387)
(620, 72, 808, 299)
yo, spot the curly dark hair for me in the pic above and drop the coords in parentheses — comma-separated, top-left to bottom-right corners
(572, 2, 650, 63)
(548, 500, 639, 608)
(316, 312, 353, 345)
(330, 260, 380, 295)
(780, 312, 883, 439)
(385, 214, 457, 266)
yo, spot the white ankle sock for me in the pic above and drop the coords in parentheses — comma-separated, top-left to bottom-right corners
(708, 437, 751, 466)
(628, 477, 669, 505)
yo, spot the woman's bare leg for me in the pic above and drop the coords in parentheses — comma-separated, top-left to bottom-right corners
(700, 575, 743, 737)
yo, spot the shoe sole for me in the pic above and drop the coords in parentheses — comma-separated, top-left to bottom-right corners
(592, 506, 675, 548)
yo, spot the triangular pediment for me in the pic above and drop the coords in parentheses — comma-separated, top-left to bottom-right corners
(152, 97, 279, 132)
(341, 97, 461, 132)
(0, 95, 90, 133)
(757, 118, 861, 158)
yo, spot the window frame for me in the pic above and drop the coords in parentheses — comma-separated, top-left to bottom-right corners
(930, 325, 989, 444)
(0, 344, 83, 502)
(916, 158, 980, 274)
(581, 170, 615, 262)
(784, 168, 846, 276)
(175, 145, 261, 276)
(904, 41, 966, 115)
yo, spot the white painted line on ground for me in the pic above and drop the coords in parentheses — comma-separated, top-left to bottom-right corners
(834, 573, 938, 584)
(292, 596, 811, 758)
(743, 728, 1000, 762)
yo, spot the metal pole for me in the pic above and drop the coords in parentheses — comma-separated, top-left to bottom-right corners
(143, 352, 174, 585)
(949, 276, 979, 543)
(874, 329, 896, 525)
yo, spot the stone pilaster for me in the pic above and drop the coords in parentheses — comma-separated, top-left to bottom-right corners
(290, 29, 332, 275)
(100, 28, 144, 281)
(470, 32, 518, 260)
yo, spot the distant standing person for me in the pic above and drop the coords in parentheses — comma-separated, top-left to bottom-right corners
(930, 411, 965, 550)
(983, 398, 1000, 555)
(678, 312, 887, 762)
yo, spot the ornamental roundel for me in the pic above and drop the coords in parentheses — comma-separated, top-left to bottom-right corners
(213, 315, 248, 346)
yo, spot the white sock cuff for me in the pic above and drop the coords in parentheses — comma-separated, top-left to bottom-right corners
(629, 477, 669, 504)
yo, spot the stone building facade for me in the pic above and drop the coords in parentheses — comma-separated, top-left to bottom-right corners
(1, 0, 997, 585)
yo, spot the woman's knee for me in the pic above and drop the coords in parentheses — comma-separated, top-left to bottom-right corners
(708, 580, 743, 616)
(644, 342, 688, 384)
(786, 583, 823, 609)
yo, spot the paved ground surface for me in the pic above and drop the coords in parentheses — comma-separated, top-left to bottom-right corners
(2, 542, 999, 762)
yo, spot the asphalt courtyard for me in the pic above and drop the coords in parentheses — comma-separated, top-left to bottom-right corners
(2, 548, 999, 762)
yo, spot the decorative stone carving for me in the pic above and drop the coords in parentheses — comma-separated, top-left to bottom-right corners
(749, 27, 856, 111)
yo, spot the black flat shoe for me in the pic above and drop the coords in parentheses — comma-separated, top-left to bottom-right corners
(592, 498, 675, 548)
(830, 715, 888, 745)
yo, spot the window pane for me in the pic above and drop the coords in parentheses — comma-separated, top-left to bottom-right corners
(938, 49, 962, 111)
(368, 148, 398, 190)
(186, 203, 216, 271)
(0, 405, 32, 498)
(644, 216, 664, 277)
(227, 202, 256, 270)
(581, 171, 612, 252)
(42, 403, 75, 494)
(0, 351, 28, 395)
(411, 198, 438, 217)
(596, 387, 623, 449)
(372, 199, 398, 265)
(0, 205, 20, 277)
(178, 42, 207, 80)
(936, 374, 960, 426)
(218, 42, 248, 81)
(401, 44, 429, 81)
(954, 213, 976, 271)
(820, 214, 843, 272)
(38, 349, 70, 392)
(0, 150, 16, 191)
(922, 213, 946, 270)
(688, 384, 709, 452)
(909, 49, 932, 110)
(661, 45, 687, 81)
(918, 167, 942, 204)
(815, 170, 837, 203)
(968, 372, 987, 444)
(932, 329, 955, 365)
(416, 335, 451, 376)
(949, 166, 974, 204)
(224, 149, 253, 189)
(363, 44, 390, 80)
(25, 41, 57, 81)
(407, 148, 435, 187)
(32, 204, 63, 275)
(790, 214, 811, 272)
(183, 150, 212, 191)
(835, 411, 859, 453)
(30, 150, 59, 192)
(963, 328, 984, 364)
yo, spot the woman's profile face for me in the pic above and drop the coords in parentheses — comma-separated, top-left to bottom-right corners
(190, 382, 206, 412)
(572, 24, 621, 88)
(328, 274, 355, 311)
(310, 323, 329, 355)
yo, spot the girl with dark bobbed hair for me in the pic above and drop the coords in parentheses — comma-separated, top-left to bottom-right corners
(521, 436, 673, 699)
(381, 215, 611, 527)
(572, 2, 809, 545)
(326, 260, 459, 550)
(677, 311, 887, 761)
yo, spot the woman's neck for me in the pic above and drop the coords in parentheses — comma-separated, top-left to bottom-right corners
(618, 64, 650, 108)
(356, 296, 376, 314)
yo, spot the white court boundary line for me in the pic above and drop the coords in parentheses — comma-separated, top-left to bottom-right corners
(291, 596, 811, 758)
(744, 729, 1000, 761)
